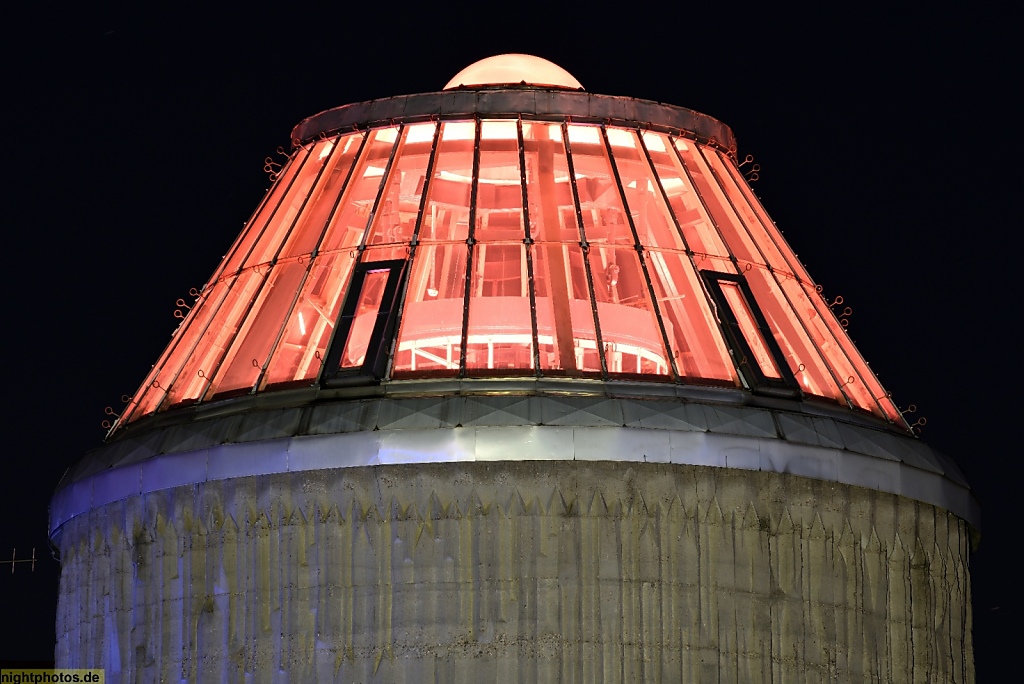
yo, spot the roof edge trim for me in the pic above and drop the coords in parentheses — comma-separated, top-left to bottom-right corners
(290, 90, 736, 154)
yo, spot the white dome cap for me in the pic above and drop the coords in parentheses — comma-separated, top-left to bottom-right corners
(444, 54, 583, 90)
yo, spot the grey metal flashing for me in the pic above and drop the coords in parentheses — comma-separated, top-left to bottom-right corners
(52, 391, 979, 534)
(290, 90, 737, 155)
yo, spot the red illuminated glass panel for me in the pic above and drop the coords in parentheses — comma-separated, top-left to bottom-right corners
(566, 125, 632, 248)
(278, 132, 364, 259)
(391, 244, 466, 376)
(465, 243, 534, 373)
(261, 251, 357, 388)
(719, 281, 783, 380)
(606, 129, 684, 251)
(475, 120, 526, 242)
(165, 269, 265, 406)
(338, 270, 389, 368)
(643, 133, 731, 258)
(362, 123, 436, 247)
(205, 259, 308, 398)
(533, 243, 602, 374)
(418, 122, 475, 244)
(522, 123, 577, 243)
(588, 246, 670, 377)
(241, 138, 337, 271)
(672, 139, 765, 267)
(644, 250, 738, 385)
(319, 128, 400, 255)
(744, 266, 841, 399)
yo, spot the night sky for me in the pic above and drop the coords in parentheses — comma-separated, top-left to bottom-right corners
(3, 6, 1017, 678)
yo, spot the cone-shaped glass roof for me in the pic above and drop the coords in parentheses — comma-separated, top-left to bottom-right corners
(115, 64, 903, 430)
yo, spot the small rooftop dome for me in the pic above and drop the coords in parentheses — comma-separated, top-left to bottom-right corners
(443, 54, 584, 90)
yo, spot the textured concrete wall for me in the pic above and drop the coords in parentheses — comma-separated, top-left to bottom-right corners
(54, 462, 974, 683)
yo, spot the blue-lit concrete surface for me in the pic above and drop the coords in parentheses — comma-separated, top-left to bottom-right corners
(50, 389, 978, 538)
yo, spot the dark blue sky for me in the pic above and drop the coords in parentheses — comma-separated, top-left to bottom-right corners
(3, 5, 1017, 678)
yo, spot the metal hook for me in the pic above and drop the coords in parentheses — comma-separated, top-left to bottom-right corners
(101, 419, 112, 430)
(197, 369, 207, 378)
(901, 404, 918, 415)
(839, 376, 856, 387)
(175, 298, 191, 311)
(121, 394, 132, 404)
(828, 295, 844, 308)
(264, 155, 283, 181)
(189, 287, 202, 299)
(738, 154, 755, 169)
(911, 417, 927, 434)
(251, 358, 260, 368)
(104, 406, 120, 418)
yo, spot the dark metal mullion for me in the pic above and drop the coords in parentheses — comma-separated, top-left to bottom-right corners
(381, 121, 443, 381)
(600, 125, 680, 380)
(517, 118, 542, 376)
(200, 137, 343, 402)
(715, 149, 892, 419)
(254, 131, 370, 392)
(563, 121, 609, 378)
(153, 144, 317, 409)
(356, 125, 406, 254)
(694, 144, 847, 404)
(458, 117, 482, 378)
(635, 129, 732, 383)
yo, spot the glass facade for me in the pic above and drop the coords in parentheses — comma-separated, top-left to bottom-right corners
(119, 118, 900, 426)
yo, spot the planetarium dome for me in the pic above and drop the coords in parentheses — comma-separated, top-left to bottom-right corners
(50, 55, 977, 682)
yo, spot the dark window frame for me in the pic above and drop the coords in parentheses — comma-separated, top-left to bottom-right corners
(701, 270, 800, 397)
(321, 259, 407, 387)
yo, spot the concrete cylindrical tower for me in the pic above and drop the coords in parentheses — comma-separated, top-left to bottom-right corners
(51, 55, 978, 682)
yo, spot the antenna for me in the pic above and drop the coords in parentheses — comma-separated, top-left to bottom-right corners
(1, 547, 37, 573)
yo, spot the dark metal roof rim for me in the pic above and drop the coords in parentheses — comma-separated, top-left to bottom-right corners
(290, 90, 737, 156)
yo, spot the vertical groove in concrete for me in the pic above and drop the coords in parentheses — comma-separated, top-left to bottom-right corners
(55, 462, 974, 683)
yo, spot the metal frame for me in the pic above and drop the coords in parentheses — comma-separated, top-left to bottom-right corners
(563, 121, 609, 378)
(458, 116, 483, 377)
(320, 260, 407, 387)
(701, 270, 799, 396)
(517, 118, 543, 376)
(290, 90, 737, 156)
